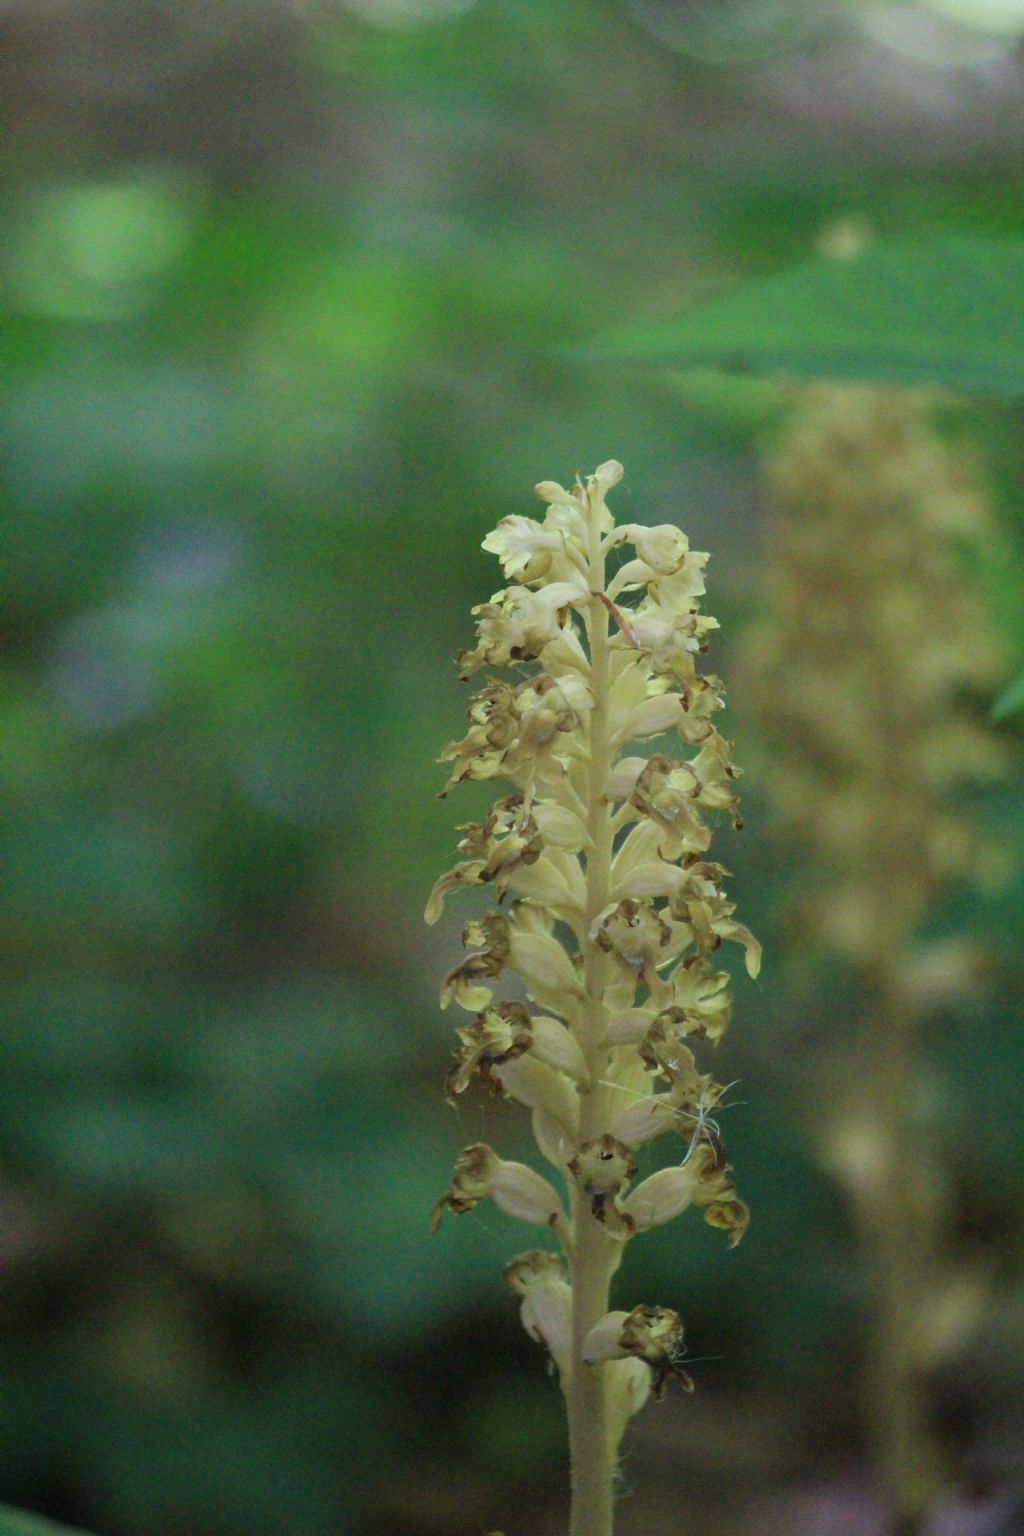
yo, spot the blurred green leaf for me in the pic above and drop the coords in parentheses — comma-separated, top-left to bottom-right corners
(6, 174, 195, 323)
(584, 236, 1024, 398)
(993, 665, 1024, 721)
(0, 1509, 92, 1536)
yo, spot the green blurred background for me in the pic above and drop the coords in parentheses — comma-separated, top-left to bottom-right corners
(2, 2, 1023, 1534)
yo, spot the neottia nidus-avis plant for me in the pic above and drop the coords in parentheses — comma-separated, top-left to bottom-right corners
(745, 386, 1005, 1534)
(426, 461, 759, 1536)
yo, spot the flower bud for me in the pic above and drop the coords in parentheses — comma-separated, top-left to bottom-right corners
(531, 1107, 573, 1170)
(615, 523, 689, 575)
(504, 1249, 572, 1370)
(604, 1007, 652, 1046)
(618, 690, 685, 743)
(609, 1092, 679, 1149)
(582, 1309, 630, 1363)
(622, 1165, 701, 1230)
(531, 801, 591, 853)
(591, 459, 624, 494)
(506, 927, 585, 1020)
(605, 755, 647, 800)
(534, 479, 583, 508)
(605, 1357, 652, 1451)
(431, 1143, 567, 1234)
(495, 1054, 580, 1136)
(492, 1160, 567, 1228)
(529, 1015, 587, 1083)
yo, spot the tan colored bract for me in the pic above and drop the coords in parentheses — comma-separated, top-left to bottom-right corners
(426, 461, 758, 1536)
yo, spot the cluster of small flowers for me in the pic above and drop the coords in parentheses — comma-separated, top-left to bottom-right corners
(740, 385, 1006, 1530)
(746, 385, 1004, 966)
(426, 461, 758, 1443)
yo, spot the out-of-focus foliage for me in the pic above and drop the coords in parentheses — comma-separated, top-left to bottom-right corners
(586, 235, 1024, 397)
(0, 1509, 93, 1536)
(1, 2, 1023, 1535)
(994, 667, 1024, 720)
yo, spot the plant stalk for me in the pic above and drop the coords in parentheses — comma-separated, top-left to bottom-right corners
(566, 511, 616, 1536)
(860, 694, 940, 1535)
(865, 971, 933, 1536)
